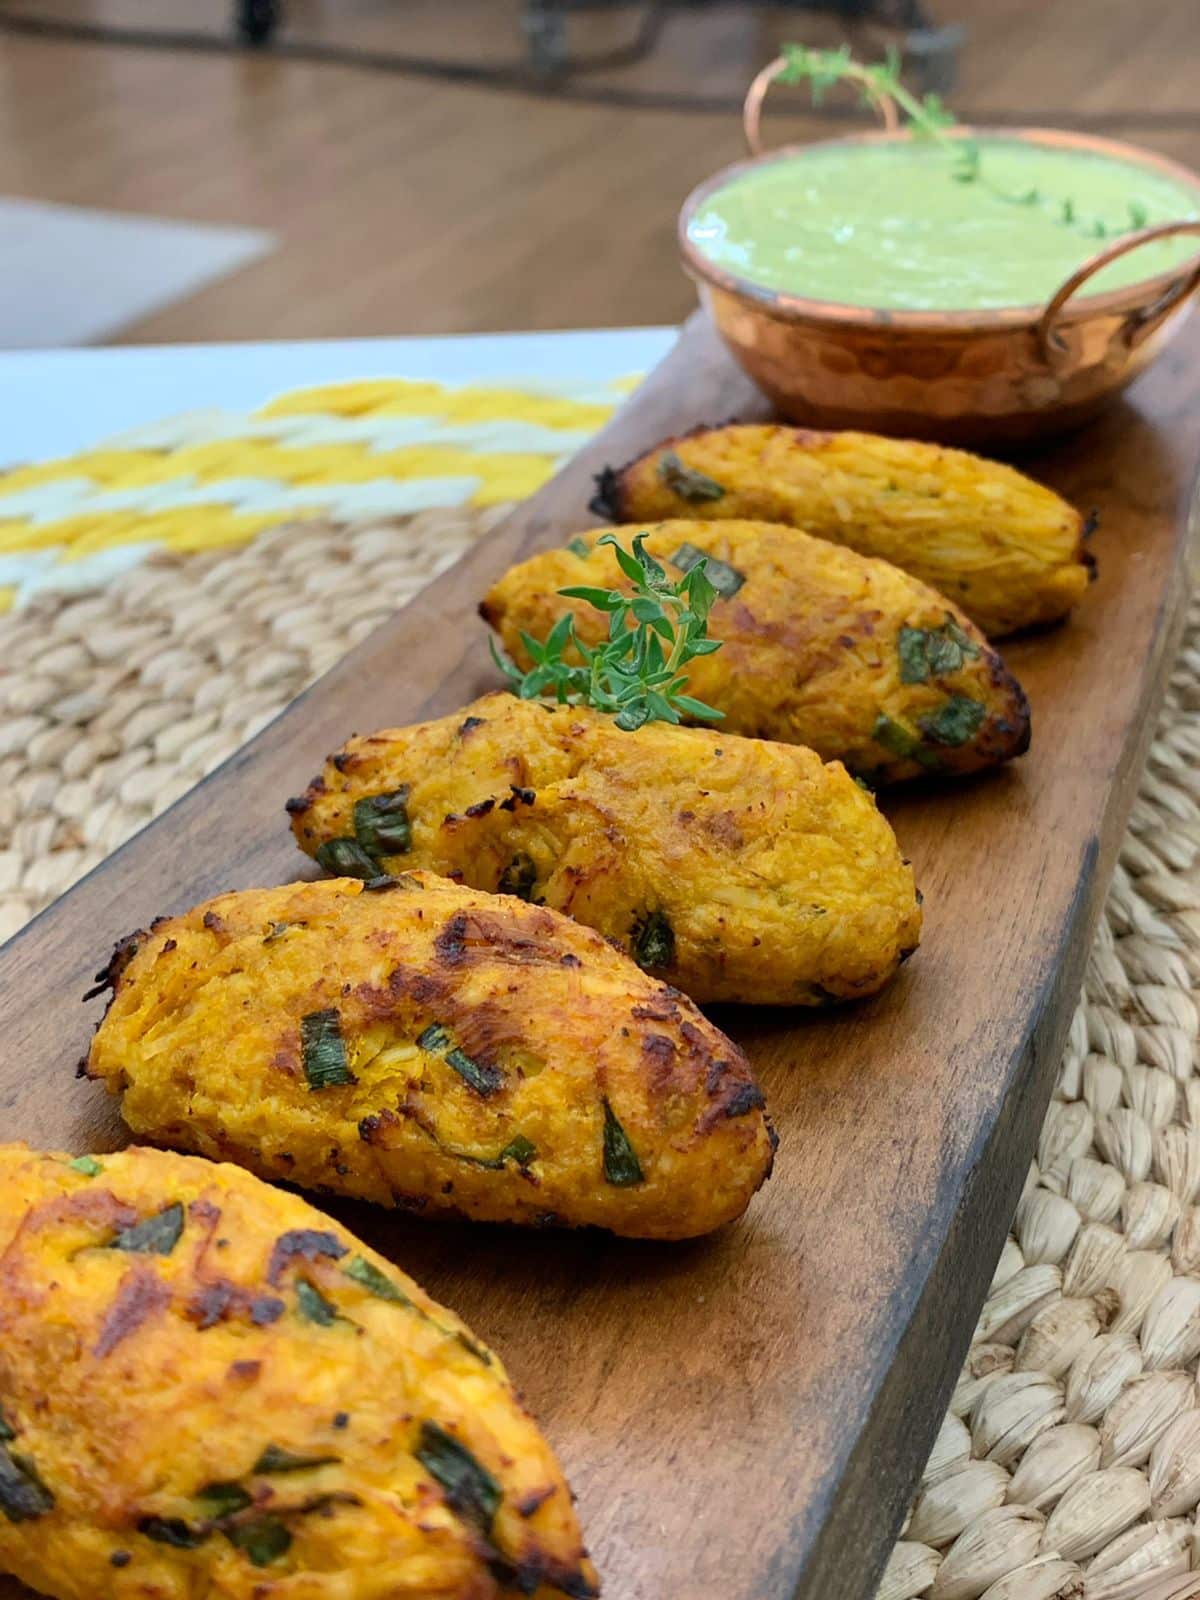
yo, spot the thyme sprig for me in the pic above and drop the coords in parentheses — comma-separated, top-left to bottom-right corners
(778, 44, 1147, 243)
(490, 532, 725, 731)
(779, 43, 977, 180)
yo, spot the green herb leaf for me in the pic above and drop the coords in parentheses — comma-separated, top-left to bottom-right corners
(441, 1133, 537, 1171)
(897, 618, 980, 682)
(657, 451, 725, 503)
(111, 1202, 184, 1256)
(872, 712, 939, 770)
(497, 853, 537, 900)
(339, 1257, 486, 1365)
(498, 1135, 537, 1168)
(196, 1481, 253, 1519)
(632, 909, 674, 971)
(253, 1444, 340, 1475)
(602, 535, 650, 586)
(416, 1421, 501, 1534)
(353, 789, 411, 858)
(68, 1155, 103, 1177)
(417, 1022, 453, 1053)
(601, 1099, 644, 1187)
(558, 584, 624, 613)
(445, 1046, 503, 1098)
(601, 530, 667, 585)
(139, 1515, 207, 1548)
(567, 536, 591, 558)
(491, 532, 726, 731)
(457, 1332, 493, 1365)
(225, 1516, 292, 1567)
(670, 542, 745, 600)
(300, 1010, 355, 1091)
(919, 696, 987, 746)
(873, 712, 918, 757)
(543, 612, 575, 657)
(0, 1449, 53, 1523)
(344, 1255, 412, 1307)
(315, 837, 379, 879)
(295, 1280, 339, 1326)
(897, 627, 931, 683)
(614, 702, 652, 731)
(417, 1020, 502, 1096)
(672, 693, 725, 720)
(681, 562, 720, 622)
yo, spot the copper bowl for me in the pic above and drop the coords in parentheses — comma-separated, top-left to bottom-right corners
(678, 63, 1200, 445)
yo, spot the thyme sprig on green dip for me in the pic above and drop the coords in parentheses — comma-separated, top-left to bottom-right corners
(490, 532, 725, 732)
(778, 44, 978, 176)
(779, 44, 1148, 242)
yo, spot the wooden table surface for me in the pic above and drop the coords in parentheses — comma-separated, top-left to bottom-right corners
(0, 0, 1197, 343)
(1, 310, 1197, 1597)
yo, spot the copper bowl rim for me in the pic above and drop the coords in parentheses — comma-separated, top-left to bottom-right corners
(677, 126, 1200, 333)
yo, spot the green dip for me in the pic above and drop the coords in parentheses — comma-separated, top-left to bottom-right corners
(687, 138, 1200, 311)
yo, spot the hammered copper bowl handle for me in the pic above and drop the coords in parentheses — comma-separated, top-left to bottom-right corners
(743, 55, 900, 156)
(1038, 220, 1200, 364)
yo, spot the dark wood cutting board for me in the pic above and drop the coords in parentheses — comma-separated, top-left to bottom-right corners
(1, 312, 1197, 1600)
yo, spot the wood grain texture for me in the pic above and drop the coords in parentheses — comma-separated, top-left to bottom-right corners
(0, 312, 1197, 1600)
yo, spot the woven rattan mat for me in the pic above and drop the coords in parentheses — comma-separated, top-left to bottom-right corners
(2, 506, 1199, 1600)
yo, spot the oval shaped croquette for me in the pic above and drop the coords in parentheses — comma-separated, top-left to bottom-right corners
(0, 1142, 597, 1599)
(86, 874, 776, 1239)
(285, 695, 922, 1006)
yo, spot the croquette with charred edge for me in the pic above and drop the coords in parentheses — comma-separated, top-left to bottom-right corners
(87, 874, 776, 1239)
(590, 422, 1090, 638)
(286, 694, 922, 1006)
(0, 1142, 597, 1600)
(482, 519, 1030, 785)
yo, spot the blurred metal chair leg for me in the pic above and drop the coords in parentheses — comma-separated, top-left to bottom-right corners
(520, 0, 963, 92)
(237, 0, 282, 46)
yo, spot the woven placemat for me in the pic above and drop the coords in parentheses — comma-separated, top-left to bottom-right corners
(0, 504, 505, 939)
(1, 505, 1197, 1600)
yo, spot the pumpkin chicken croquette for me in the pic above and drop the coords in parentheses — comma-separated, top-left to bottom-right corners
(0, 1142, 597, 1600)
(286, 694, 921, 1006)
(591, 423, 1091, 637)
(87, 874, 775, 1239)
(481, 520, 1030, 785)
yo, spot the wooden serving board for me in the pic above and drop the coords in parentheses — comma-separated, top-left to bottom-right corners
(1, 313, 1197, 1600)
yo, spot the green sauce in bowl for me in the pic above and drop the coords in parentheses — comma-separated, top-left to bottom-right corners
(686, 138, 1200, 312)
